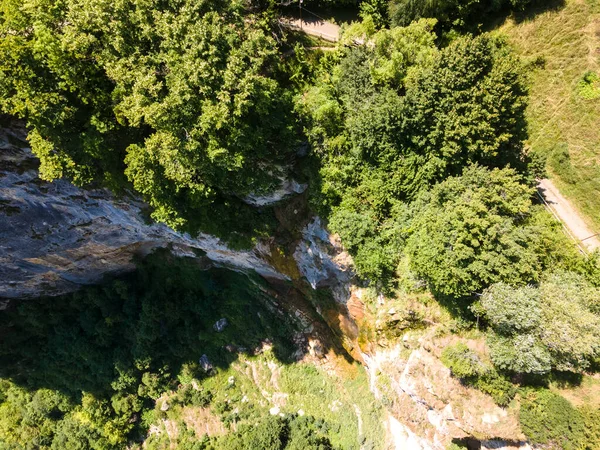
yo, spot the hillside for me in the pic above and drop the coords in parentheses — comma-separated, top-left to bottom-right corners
(498, 0, 600, 234)
(3, 1, 600, 449)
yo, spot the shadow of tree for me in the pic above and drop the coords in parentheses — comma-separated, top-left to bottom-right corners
(482, 0, 566, 32)
(0, 249, 353, 442)
(512, 0, 566, 23)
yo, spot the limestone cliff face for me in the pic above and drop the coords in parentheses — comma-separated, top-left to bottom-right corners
(0, 123, 285, 301)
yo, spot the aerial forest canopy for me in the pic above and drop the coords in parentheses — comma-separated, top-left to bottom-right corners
(4, 0, 600, 448)
(1, 0, 594, 292)
(299, 20, 537, 286)
(0, 0, 296, 241)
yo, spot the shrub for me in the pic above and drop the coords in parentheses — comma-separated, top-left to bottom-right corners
(519, 388, 586, 449)
(577, 71, 600, 100)
(441, 343, 488, 379)
(473, 373, 516, 406)
(441, 342, 517, 406)
(547, 143, 578, 184)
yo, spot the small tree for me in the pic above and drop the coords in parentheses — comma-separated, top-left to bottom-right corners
(481, 272, 600, 374)
(406, 165, 542, 298)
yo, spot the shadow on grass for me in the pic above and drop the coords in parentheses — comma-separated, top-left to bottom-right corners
(0, 248, 353, 406)
(482, 0, 566, 32)
(430, 290, 479, 327)
(512, 0, 566, 23)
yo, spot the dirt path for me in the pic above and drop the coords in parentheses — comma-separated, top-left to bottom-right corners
(280, 16, 341, 42)
(538, 178, 600, 252)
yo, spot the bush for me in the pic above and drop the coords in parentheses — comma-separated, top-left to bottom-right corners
(547, 143, 578, 184)
(473, 373, 516, 406)
(519, 388, 586, 449)
(577, 71, 600, 100)
(441, 342, 516, 406)
(441, 343, 488, 379)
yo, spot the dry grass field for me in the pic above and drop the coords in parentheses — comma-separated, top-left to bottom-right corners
(498, 0, 600, 233)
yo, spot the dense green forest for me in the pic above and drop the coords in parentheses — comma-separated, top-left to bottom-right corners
(2, 0, 600, 448)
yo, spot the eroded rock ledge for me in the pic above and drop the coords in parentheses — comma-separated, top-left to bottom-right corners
(0, 124, 285, 300)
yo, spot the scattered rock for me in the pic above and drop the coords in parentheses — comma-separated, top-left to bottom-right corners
(243, 178, 307, 207)
(308, 338, 324, 358)
(269, 406, 281, 416)
(297, 409, 305, 416)
(160, 401, 170, 412)
(328, 400, 342, 412)
(213, 318, 228, 332)
(482, 413, 499, 425)
(272, 392, 289, 407)
(199, 354, 213, 372)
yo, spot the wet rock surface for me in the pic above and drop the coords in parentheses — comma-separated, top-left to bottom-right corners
(293, 217, 353, 292)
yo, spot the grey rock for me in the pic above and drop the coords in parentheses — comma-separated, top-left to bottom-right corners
(213, 318, 228, 332)
(198, 354, 213, 372)
(0, 123, 287, 299)
(243, 178, 307, 207)
(293, 217, 352, 290)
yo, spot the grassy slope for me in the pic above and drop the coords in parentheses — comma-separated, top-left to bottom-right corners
(497, 0, 600, 233)
(145, 352, 385, 449)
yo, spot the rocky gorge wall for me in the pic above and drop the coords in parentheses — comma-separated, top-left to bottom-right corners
(0, 123, 288, 301)
(0, 122, 533, 450)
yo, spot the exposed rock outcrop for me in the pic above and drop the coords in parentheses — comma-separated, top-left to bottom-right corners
(293, 217, 353, 291)
(364, 340, 531, 450)
(0, 123, 533, 450)
(0, 124, 285, 299)
(244, 178, 307, 207)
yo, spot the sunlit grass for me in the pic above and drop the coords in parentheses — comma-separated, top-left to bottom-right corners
(497, 0, 600, 232)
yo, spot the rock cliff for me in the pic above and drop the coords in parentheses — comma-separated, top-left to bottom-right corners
(0, 123, 285, 301)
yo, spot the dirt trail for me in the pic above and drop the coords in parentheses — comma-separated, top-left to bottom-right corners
(280, 16, 341, 42)
(538, 178, 600, 252)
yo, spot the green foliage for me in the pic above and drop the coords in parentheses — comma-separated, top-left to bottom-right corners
(581, 406, 600, 449)
(300, 22, 530, 287)
(577, 71, 600, 100)
(217, 415, 335, 450)
(547, 143, 578, 184)
(0, 251, 299, 448)
(406, 166, 545, 298)
(473, 371, 516, 407)
(441, 342, 516, 406)
(0, 0, 296, 241)
(519, 388, 588, 449)
(388, 0, 533, 30)
(441, 343, 487, 379)
(359, 0, 390, 29)
(0, 251, 382, 449)
(480, 271, 600, 374)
